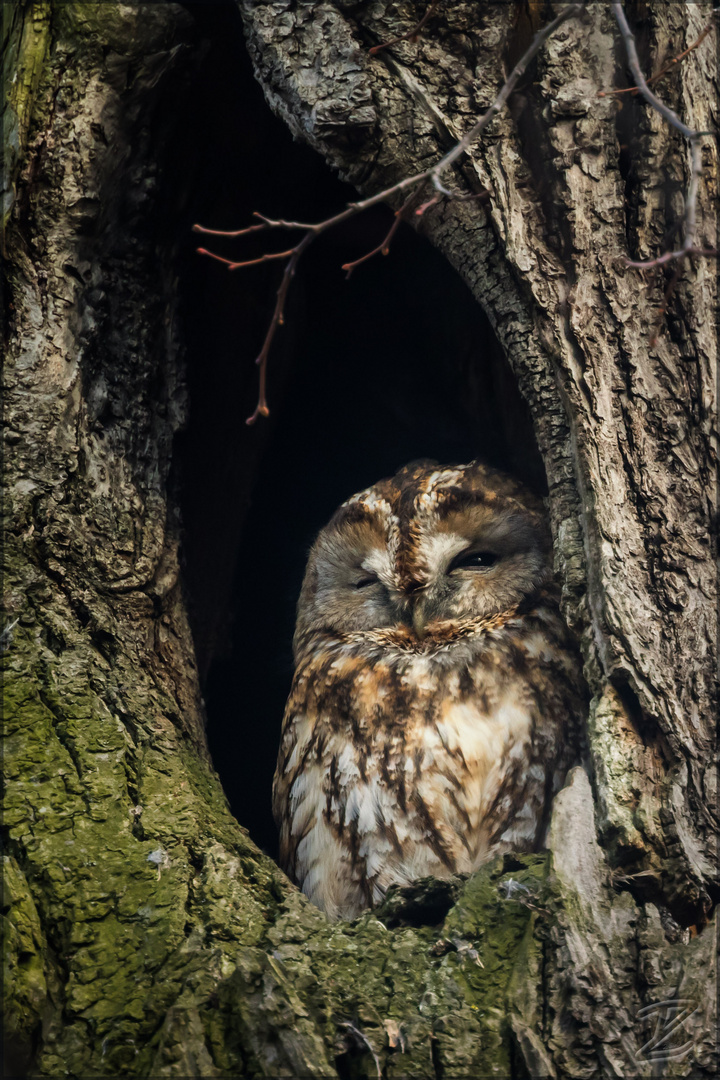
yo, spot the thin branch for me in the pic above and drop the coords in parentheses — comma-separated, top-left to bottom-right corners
(245, 234, 313, 425)
(625, 245, 718, 271)
(611, 2, 696, 140)
(342, 194, 415, 277)
(428, 2, 585, 195)
(415, 195, 442, 217)
(368, 0, 440, 56)
(193, 221, 276, 240)
(599, 9, 718, 97)
(197, 246, 296, 270)
(197, 2, 586, 422)
(341, 215, 402, 277)
(611, 2, 716, 271)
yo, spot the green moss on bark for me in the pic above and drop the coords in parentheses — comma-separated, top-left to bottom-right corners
(2, 0, 51, 227)
(198, 855, 549, 1078)
(2, 855, 49, 1059)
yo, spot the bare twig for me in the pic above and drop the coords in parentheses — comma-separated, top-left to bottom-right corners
(414, 195, 442, 217)
(625, 245, 718, 271)
(246, 233, 313, 424)
(599, 9, 718, 97)
(195, 2, 585, 422)
(611, 2, 717, 271)
(342, 193, 415, 277)
(193, 221, 273, 240)
(611, 2, 697, 140)
(197, 245, 296, 271)
(198, 1, 717, 409)
(341, 1022, 382, 1079)
(427, 2, 585, 196)
(368, 0, 440, 56)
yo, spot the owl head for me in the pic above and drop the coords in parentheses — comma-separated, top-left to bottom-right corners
(294, 460, 552, 656)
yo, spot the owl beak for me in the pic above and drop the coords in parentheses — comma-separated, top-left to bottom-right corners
(403, 579, 429, 638)
(412, 603, 428, 640)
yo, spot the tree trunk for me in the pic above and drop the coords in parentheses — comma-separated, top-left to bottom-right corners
(3, 2, 716, 1077)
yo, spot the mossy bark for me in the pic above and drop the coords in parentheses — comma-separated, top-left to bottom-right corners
(2, 2, 717, 1077)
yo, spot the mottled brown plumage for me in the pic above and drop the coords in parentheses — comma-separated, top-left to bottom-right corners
(273, 461, 585, 920)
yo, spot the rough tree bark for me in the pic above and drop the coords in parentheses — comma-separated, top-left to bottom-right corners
(2, 2, 717, 1078)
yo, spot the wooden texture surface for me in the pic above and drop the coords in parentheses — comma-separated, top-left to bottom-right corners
(2, 2, 716, 1075)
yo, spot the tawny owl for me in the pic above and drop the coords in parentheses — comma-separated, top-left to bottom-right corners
(273, 460, 585, 920)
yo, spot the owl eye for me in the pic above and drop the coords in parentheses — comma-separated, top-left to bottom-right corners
(449, 550, 499, 572)
(354, 573, 380, 589)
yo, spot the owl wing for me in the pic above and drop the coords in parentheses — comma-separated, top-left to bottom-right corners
(274, 702, 379, 920)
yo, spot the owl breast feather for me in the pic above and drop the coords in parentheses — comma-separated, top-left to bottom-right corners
(274, 609, 580, 921)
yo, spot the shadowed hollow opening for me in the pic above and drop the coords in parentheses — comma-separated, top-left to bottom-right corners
(173, 1, 546, 860)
